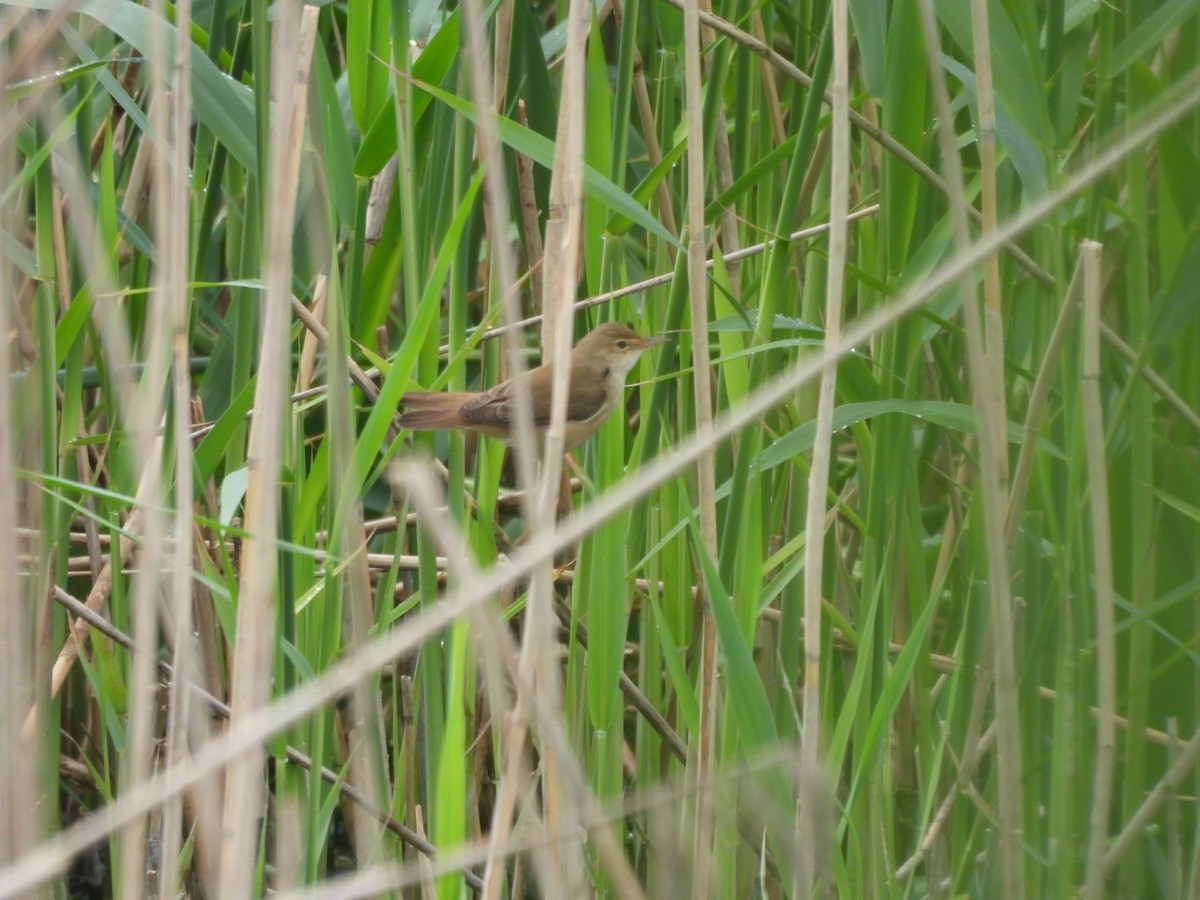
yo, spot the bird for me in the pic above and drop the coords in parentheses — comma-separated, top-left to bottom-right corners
(398, 322, 668, 450)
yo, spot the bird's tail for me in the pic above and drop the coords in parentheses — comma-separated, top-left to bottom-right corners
(398, 392, 474, 430)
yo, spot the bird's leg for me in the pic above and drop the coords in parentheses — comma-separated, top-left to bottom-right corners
(556, 455, 574, 521)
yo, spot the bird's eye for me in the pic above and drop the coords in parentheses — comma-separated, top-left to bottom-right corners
(616, 340, 628, 349)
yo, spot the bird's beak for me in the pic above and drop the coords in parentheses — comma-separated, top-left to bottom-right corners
(642, 335, 670, 346)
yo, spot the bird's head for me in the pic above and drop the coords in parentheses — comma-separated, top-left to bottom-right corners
(576, 322, 669, 382)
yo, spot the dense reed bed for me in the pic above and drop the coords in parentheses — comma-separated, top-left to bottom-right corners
(1, 0, 1198, 896)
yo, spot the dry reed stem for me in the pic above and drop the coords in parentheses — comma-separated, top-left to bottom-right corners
(681, 0, 720, 895)
(1081, 240, 1117, 898)
(917, 1, 1030, 892)
(216, 7, 319, 894)
(795, 1, 849, 893)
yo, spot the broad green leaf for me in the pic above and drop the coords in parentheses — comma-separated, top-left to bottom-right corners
(8, 0, 257, 169)
(346, 0, 391, 132)
(352, 167, 485, 499)
(2, 56, 139, 99)
(848, 0, 887, 96)
(1112, 1, 1200, 75)
(934, 0, 1052, 167)
(758, 399, 1065, 472)
(354, 11, 460, 177)
(406, 73, 680, 249)
(688, 520, 778, 753)
(882, 0, 928, 267)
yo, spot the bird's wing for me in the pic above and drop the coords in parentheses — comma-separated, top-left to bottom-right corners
(458, 363, 609, 428)
(564, 367, 610, 423)
(457, 368, 543, 429)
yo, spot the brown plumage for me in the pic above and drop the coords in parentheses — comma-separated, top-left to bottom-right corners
(399, 323, 667, 450)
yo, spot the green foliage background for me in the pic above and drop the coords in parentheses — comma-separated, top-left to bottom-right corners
(0, 0, 1197, 896)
